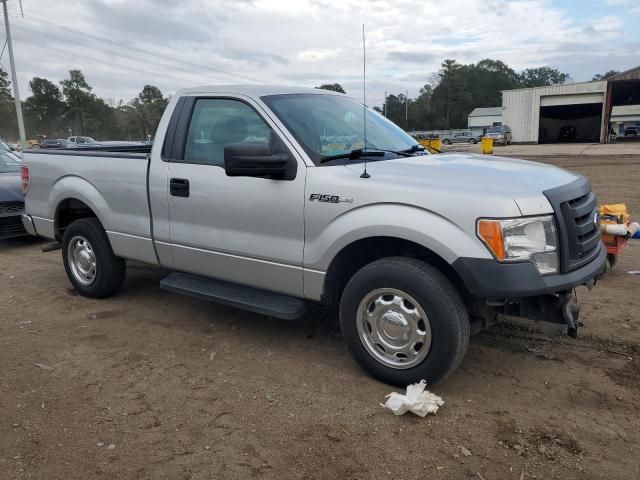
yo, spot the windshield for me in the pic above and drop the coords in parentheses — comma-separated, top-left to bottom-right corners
(261, 93, 420, 164)
(0, 150, 21, 173)
(488, 126, 505, 133)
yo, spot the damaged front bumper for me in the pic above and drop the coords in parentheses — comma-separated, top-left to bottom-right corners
(454, 243, 606, 338)
(499, 291, 582, 338)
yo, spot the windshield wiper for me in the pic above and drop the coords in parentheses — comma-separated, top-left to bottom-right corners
(319, 149, 386, 163)
(400, 144, 426, 154)
(319, 145, 426, 164)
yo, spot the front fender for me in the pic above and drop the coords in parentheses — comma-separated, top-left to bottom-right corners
(304, 203, 492, 272)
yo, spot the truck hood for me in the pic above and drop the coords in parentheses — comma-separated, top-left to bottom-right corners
(344, 152, 578, 215)
(0, 172, 23, 202)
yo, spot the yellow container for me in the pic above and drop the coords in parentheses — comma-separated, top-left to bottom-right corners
(481, 137, 493, 154)
(599, 204, 630, 223)
(419, 138, 442, 153)
(599, 203, 630, 244)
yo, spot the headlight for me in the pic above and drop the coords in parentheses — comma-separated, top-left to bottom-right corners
(477, 216, 558, 274)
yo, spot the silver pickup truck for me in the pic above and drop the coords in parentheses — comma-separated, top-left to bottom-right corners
(21, 86, 605, 386)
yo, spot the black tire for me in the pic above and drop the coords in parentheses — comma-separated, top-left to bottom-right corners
(443, 139, 451, 145)
(468, 138, 476, 144)
(62, 217, 126, 298)
(607, 254, 617, 269)
(601, 258, 612, 275)
(339, 257, 470, 386)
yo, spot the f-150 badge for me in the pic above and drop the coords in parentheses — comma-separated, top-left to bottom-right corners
(309, 193, 354, 203)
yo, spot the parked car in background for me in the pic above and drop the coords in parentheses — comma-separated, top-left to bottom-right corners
(558, 125, 577, 142)
(0, 149, 27, 239)
(624, 127, 638, 137)
(68, 136, 99, 145)
(484, 125, 512, 145)
(441, 130, 481, 144)
(40, 139, 74, 149)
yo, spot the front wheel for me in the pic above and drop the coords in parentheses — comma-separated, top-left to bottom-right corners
(339, 257, 470, 386)
(443, 139, 451, 145)
(62, 218, 126, 298)
(468, 138, 477, 144)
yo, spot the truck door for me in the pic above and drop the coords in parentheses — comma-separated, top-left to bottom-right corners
(162, 96, 306, 297)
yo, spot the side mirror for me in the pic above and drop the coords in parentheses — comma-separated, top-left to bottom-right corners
(224, 142, 296, 180)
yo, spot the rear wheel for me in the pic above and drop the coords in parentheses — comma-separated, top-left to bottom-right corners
(443, 139, 451, 145)
(468, 138, 476, 144)
(62, 218, 126, 298)
(339, 257, 469, 386)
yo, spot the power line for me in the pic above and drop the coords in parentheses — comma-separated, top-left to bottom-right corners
(12, 24, 241, 85)
(13, 36, 195, 85)
(10, 13, 266, 85)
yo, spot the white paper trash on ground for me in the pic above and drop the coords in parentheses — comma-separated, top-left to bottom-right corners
(382, 380, 444, 417)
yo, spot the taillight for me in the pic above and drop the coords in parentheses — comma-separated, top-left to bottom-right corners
(21, 164, 30, 194)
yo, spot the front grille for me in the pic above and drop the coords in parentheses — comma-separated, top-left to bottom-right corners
(0, 215, 27, 239)
(544, 177, 601, 273)
(0, 201, 26, 238)
(0, 201, 24, 217)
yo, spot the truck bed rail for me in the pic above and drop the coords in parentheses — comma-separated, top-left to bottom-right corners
(26, 146, 150, 159)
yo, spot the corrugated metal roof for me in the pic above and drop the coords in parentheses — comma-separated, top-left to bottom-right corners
(502, 80, 606, 93)
(609, 66, 640, 81)
(468, 107, 502, 117)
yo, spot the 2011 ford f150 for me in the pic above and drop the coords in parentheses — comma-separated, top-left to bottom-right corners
(20, 86, 606, 386)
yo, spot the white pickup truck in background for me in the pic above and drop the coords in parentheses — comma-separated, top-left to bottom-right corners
(20, 85, 605, 385)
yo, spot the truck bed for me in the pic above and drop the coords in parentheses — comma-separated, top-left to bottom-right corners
(23, 148, 157, 265)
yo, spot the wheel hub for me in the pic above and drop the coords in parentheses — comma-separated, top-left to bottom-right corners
(67, 236, 97, 286)
(77, 250, 92, 270)
(356, 288, 432, 369)
(379, 310, 410, 341)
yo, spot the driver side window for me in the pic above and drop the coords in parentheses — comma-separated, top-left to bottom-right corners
(184, 98, 272, 167)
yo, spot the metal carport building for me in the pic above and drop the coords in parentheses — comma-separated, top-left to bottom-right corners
(502, 81, 607, 144)
(501, 65, 640, 144)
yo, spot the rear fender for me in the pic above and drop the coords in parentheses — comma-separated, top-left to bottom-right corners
(50, 175, 111, 234)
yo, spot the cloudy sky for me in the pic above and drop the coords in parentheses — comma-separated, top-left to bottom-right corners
(3, 0, 639, 107)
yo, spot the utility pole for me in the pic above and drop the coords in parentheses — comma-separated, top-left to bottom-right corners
(1, 0, 26, 150)
(383, 90, 387, 117)
(405, 89, 409, 128)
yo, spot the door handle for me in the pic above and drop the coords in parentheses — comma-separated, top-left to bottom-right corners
(170, 178, 190, 197)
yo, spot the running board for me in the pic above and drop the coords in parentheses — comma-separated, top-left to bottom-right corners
(160, 272, 306, 320)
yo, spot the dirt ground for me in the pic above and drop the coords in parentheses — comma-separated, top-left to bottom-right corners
(1, 154, 639, 480)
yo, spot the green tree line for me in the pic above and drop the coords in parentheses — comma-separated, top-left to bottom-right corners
(0, 61, 614, 142)
(0, 68, 169, 142)
(375, 59, 576, 131)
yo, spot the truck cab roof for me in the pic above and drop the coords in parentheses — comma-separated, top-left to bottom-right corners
(175, 85, 345, 98)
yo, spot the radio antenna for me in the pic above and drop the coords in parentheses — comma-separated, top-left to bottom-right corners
(360, 23, 370, 179)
